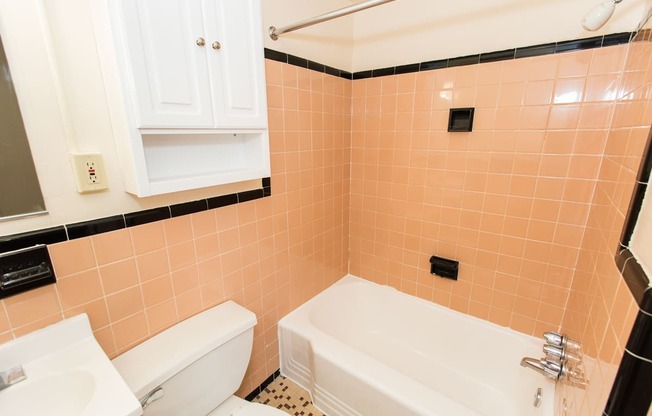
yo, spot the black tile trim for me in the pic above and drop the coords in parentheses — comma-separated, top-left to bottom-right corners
(395, 63, 420, 74)
(0, 181, 270, 256)
(420, 59, 447, 71)
(207, 193, 238, 209)
(372, 66, 395, 77)
(238, 189, 264, 203)
(264, 48, 287, 63)
(603, 32, 634, 46)
(0, 226, 67, 253)
(124, 207, 171, 227)
(266, 32, 636, 81)
(67, 215, 126, 240)
(604, 351, 652, 416)
(287, 54, 308, 68)
(622, 182, 648, 241)
(556, 37, 603, 53)
(352, 70, 372, 80)
(615, 249, 650, 311)
(245, 369, 281, 402)
(340, 70, 353, 80)
(626, 310, 652, 361)
(307, 60, 325, 73)
(610, 113, 651, 414)
(479, 49, 515, 63)
(617, 124, 651, 311)
(170, 199, 208, 217)
(515, 43, 557, 59)
(448, 54, 480, 67)
(263, 48, 352, 80)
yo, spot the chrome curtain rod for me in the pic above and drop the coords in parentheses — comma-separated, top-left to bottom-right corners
(269, 0, 396, 40)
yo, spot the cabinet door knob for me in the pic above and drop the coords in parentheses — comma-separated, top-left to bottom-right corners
(196, 37, 206, 47)
(212, 41, 221, 50)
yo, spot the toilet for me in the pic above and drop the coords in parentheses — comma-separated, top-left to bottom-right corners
(112, 301, 287, 416)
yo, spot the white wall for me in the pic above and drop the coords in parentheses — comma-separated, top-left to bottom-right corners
(263, 0, 649, 72)
(261, 0, 355, 70)
(350, 0, 650, 71)
(0, 0, 258, 236)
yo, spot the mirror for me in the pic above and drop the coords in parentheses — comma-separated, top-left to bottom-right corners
(0, 35, 46, 220)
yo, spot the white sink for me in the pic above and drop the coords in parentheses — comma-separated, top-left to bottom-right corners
(0, 314, 142, 416)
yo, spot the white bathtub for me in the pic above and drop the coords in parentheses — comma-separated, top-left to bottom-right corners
(279, 275, 555, 416)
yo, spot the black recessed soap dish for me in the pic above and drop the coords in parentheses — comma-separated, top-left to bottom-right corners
(448, 107, 475, 132)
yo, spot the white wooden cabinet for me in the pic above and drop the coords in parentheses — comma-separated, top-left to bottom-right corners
(117, 0, 266, 129)
(105, 0, 269, 196)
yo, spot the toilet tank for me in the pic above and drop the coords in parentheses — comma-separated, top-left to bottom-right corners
(112, 301, 257, 416)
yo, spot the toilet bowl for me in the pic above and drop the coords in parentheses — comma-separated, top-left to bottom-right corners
(112, 301, 287, 416)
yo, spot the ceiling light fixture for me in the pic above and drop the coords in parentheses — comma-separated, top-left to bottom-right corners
(582, 0, 623, 31)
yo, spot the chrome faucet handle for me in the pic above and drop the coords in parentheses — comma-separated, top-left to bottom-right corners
(543, 344, 564, 360)
(543, 344, 583, 365)
(543, 331, 563, 346)
(539, 358, 562, 380)
(0, 366, 26, 390)
(543, 331, 582, 351)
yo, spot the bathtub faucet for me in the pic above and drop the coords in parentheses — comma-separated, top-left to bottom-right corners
(520, 357, 588, 387)
(520, 357, 561, 380)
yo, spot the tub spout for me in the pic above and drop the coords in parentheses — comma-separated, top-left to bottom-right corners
(520, 357, 561, 381)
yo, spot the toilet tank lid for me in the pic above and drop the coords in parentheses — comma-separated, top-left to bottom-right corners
(112, 301, 256, 398)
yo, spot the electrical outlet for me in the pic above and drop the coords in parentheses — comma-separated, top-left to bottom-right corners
(70, 153, 109, 193)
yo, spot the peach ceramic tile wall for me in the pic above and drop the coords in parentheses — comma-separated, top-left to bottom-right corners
(348, 44, 630, 338)
(557, 33, 652, 416)
(0, 59, 351, 396)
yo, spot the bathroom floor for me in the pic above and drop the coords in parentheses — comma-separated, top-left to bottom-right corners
(252, 376, 327, 416)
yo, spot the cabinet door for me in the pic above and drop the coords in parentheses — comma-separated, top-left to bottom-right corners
(204, 0, 267, 128)
(117, 0, 214, 128)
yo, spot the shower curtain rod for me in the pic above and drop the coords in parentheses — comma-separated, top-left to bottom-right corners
(269, 0, 396, 40)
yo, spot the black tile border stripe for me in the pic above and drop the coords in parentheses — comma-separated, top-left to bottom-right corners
(0, 226, 68, 253)
(265, 32, 633, 80)
(245, 368, 281, 402)
(264, 48, 352, 80)
(67, 215, 126, 240)
(170, 199, 208, 218)
(605, 350, 652, 416)
(124, 207, 171, 228)
(0, 177, 271, 254)
(617, 121, 651, 312)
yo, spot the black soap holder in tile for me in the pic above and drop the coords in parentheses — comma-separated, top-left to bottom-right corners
(0, 245, 56, 299)
(448, 108, 475, 132)
(429, 255, 459, 280)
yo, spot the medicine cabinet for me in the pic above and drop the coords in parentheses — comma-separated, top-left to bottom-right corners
(107, 0, 269, 196)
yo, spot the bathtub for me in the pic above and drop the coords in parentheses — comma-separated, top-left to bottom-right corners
(279, 275, 554, 416)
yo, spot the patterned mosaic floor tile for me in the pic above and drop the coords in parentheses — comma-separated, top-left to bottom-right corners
(251, 375, 327, 416)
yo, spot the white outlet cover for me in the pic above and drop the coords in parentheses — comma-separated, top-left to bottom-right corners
(70, 153, 109, 194)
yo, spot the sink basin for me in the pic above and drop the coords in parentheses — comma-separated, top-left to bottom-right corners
(1, 371, 95, 416)
(0, 314, 142, 416)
